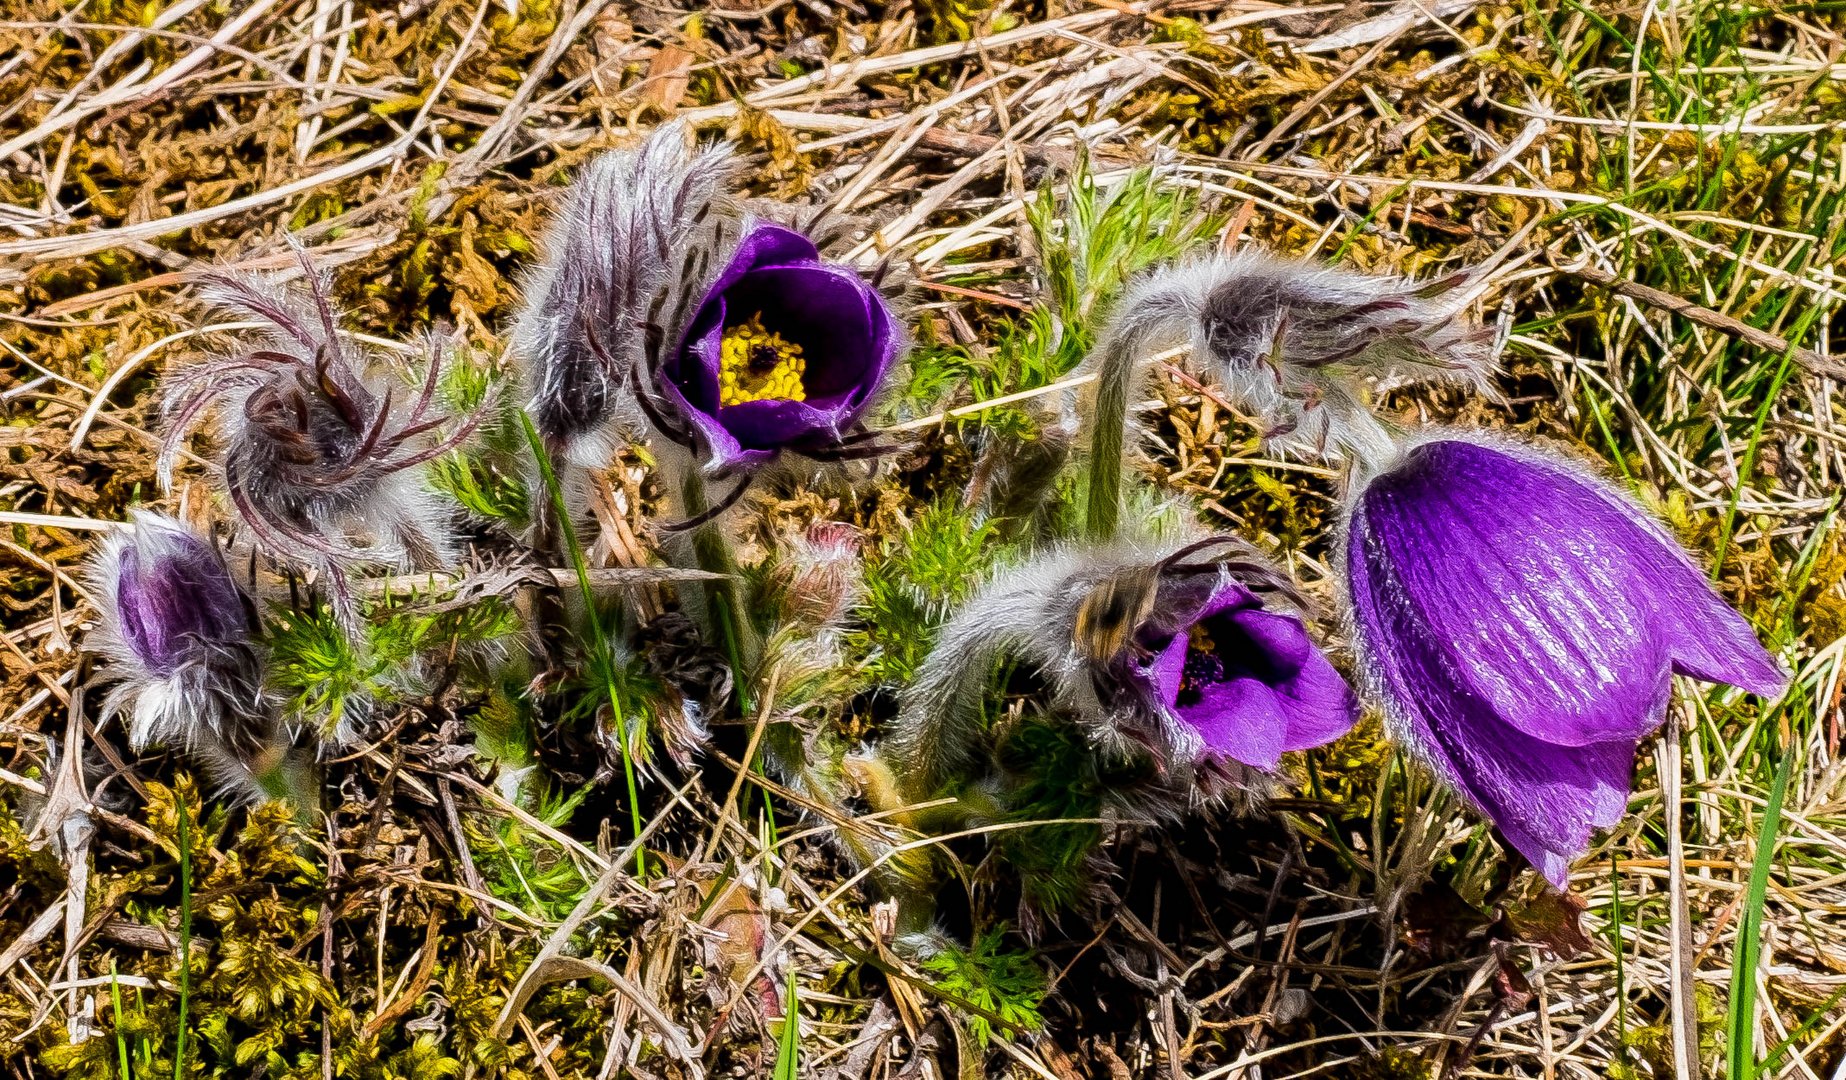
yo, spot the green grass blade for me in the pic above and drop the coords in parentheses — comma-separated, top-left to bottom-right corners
(173, 794, 192, 1080)
(1726, 743, 1793, 1080)
(110, 962, 129, 1080)
(773, 968, 799, 1080)
(518, 413, 647, 876)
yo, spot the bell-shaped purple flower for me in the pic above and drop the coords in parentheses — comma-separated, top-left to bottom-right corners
(1131, 580, 1358, 772)
(660, 221, 902, 474)
(1344, 436, 1787, 886)
(89, 512, 271, 795)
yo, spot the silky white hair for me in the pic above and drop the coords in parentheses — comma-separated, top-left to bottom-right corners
(1086, 249, 1498, 469)
(511, 121, 737, 468)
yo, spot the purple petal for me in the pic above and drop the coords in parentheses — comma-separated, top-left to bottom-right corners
(1273, 643, 1363, 752)
(1351, 439, 1780, 750)
(1184, 677, 1291, 770)
(1346, 436, 1785, 884)
(1147, 586, 1358, 770)
(1148, 629, 1190, 707)
(115, 513, 252, 675)
(663, 222, 900, 471)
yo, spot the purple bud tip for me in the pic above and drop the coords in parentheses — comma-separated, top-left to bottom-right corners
(663, 221, 902, 471)
(1135, 581, 1359, 771)
(106, 512, 253, 676)
(1345, 436, 1787, 886)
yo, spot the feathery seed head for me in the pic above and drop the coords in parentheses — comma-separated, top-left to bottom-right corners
(161, 247, 483, 621)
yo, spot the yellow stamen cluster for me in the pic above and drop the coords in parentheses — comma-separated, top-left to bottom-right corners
(1187, 622, 1218, 657)
(718, 314, 807, 406)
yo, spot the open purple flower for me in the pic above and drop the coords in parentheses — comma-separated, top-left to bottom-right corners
(895, 537, 1357, 795)
(1344, 436, 1787, 886)
(656, 221, 901, 477)
(1131, 579, 1358, 772)
(90, 512, 271, 795)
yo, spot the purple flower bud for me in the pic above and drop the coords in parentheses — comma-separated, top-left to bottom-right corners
(109, 513, 253, 676)
(1344, 436, 1786, 886)
(1130, 580, 1358, 772)
(89, 513, 271, 798)
(662, 221, 903, 473)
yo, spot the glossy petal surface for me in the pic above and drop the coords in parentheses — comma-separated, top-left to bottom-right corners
(1347, 437, 1786, 885)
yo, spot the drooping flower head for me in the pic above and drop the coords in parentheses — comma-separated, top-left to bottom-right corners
(1079, 248, 1495, 538)
(894, 537, 1358, 800)
(514, 124, 904, 528)
(88, 512, 272, 797)
(160, 244, 483, 619)
(1344, 435, 1786, 885)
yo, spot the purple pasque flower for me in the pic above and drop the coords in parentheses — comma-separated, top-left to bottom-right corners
(513, 120, 733, 466)
(90, 512, 271, 794)
(653, 221, 902, 479)
(1129, 576, 1358, 772)
(1344, 435, 1787, 886)
(895, 537, 1357, 795)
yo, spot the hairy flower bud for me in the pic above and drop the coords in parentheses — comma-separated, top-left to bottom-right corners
(1081, 249, 1494, 535)
(89, 512, 273, 798)
(512, 120, 735, 466)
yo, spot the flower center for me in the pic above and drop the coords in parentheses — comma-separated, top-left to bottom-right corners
(719, 313, 807, 406)
(1176, 622, 1226, 706)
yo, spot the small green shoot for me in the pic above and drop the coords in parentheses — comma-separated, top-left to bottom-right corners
(773, 968, 799, 1080)
(918, 926, 1046, 1047)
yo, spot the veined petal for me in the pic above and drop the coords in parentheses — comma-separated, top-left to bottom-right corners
(1185, 677, 1291, 770)
(1346, 434, 1785, 884)
(1143, 580, 1358, 771)
(1351, 438, 1779, 750)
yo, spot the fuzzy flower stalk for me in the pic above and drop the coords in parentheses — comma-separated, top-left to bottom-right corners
(161, 245, 484, 625)
(891, 537, 1358, 807)
(88, 512, 276, 799)
(513, 123, 904, 691)
(1079, 250, 1493, 538)
(1343, 435, 1785, 885)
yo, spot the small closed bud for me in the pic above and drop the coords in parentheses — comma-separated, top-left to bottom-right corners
(112, 517, 253, 677)
(767, 522, 864, 629)
(512, 120, 735, 466)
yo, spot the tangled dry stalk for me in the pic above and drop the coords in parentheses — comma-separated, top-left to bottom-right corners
(2, 0, 1844, 1077)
